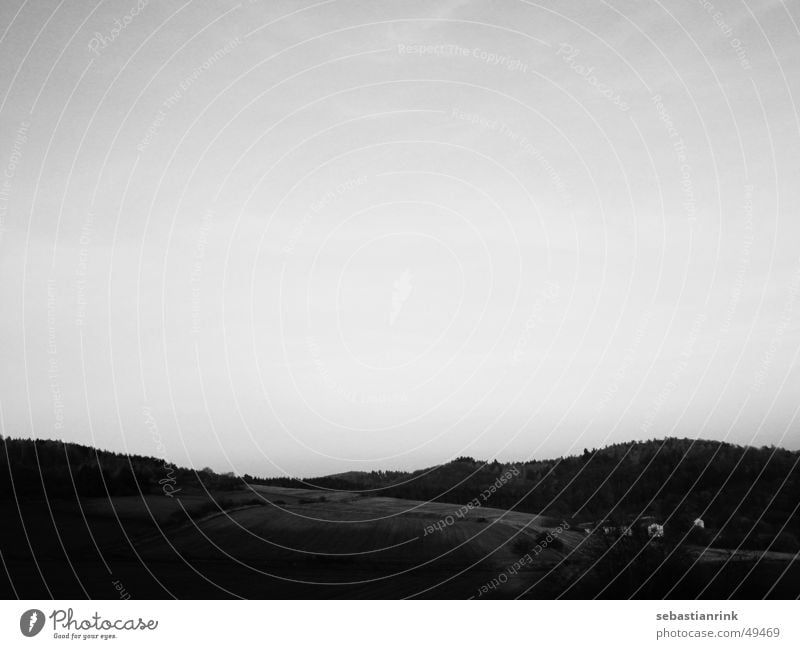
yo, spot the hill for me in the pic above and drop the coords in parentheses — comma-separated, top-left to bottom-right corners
(261, 437, 800, 553)
(1, 435, 798, 598)
(0, 436, 241, 499)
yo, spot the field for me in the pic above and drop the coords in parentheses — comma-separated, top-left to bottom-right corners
(1, 485, 584, 598)
(1, 485, 796, 599)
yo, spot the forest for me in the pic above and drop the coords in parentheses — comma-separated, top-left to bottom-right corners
(260, 437, 800, 552)
(0, 436, 240, 499)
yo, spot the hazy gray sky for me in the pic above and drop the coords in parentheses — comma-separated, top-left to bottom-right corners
(1, 0, 799, 477)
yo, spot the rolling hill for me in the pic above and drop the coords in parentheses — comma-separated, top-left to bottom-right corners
(1, 435, 798, 598)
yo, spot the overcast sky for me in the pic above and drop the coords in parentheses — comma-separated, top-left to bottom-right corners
(1, 0, 799, 477)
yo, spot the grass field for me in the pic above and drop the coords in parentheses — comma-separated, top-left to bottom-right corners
(1, 485, 796, 599)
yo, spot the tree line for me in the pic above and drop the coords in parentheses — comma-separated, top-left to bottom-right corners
(0, 436, 241, 500)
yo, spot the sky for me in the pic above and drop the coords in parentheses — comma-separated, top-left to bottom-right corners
(0, 0, 799, 477)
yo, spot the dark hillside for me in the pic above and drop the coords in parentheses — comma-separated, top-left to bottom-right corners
(263, 438, 800, 553)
